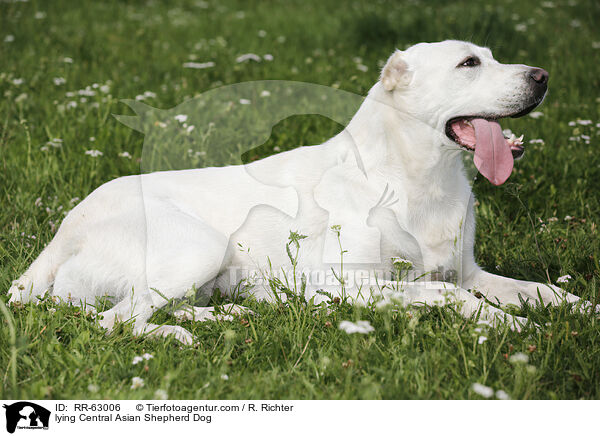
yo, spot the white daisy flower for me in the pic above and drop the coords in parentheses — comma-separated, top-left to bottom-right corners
(260, 90, 271, 97)
(220, 374, 229, 380)
(509, 352, 529, 364)
(471, 383, 494, 398)
(239, 99, 251, 105)
(495, 390, 510, 400)
(4, 35, 15, 43)
(174, 114, 188, 123)
(339, 320, 375, 334)
(515, 23, 527, 32)
(263, 54, 274, 61)
(46, 138, 63, 148)
(528, 111, 543, 119)
(119, 151, 132, 159)
(183, 61, 215, 69)
(391, 257, 413, 269)
(130, 377, 144, 389)
(78, 88, 96, 96)
(154, 389, 168, 400)
(236, 53, 261, 63)
(556, 275, 571, 283)
(478, 336, 488, 344)
(85, 149, 103, 157)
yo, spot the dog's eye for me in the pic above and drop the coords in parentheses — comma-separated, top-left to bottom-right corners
(458, 56, 480, 68)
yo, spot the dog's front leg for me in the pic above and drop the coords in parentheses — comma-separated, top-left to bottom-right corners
(375, 281, 527, 331)
(463, 269, 584, 309)
(418, 242, 463, 283)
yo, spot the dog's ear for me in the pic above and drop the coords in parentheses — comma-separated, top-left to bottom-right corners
(380, 50, 412, 91)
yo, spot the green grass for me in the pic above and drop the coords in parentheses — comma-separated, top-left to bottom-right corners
(1, 0, 600, 399)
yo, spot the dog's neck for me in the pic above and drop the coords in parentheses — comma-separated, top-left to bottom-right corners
(343, 82, 467, 197)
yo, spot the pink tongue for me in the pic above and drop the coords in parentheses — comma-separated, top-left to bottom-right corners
(471, 118, 514, 186)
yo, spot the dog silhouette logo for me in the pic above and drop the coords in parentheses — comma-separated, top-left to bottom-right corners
(2, 402, 50, 433)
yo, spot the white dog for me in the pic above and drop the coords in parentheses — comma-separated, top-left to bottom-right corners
(9, 40, 584, 344)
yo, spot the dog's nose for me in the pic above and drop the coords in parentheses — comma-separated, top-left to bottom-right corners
(529, 68, 549, 85)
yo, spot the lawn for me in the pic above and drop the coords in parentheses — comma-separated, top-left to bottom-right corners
(1, 0, 599, 399)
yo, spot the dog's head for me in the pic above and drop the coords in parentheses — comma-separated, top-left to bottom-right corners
(380, 40, 548, 185)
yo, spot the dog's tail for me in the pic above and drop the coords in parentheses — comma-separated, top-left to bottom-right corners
(7, 232, 72, 304)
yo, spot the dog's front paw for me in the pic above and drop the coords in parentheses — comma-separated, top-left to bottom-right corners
(512, 282, 576, 307)
(7, 278, 33, 304)
(167, 326, 195, 346)
(134, 323, 196, 346)
(480, 306, 529, 332)
(97, 310, 118, 332)
(519, 282, 600, 315)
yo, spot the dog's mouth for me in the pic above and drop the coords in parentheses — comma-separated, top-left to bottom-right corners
(445, 117, 525, 158)
(445, 110, 531, 186)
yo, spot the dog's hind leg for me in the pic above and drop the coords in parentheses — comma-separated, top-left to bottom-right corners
(95, 212, 231, 345)
(93, 290, 197, 346)
(8, 234, 74, 304)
